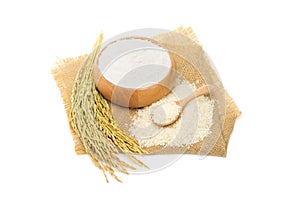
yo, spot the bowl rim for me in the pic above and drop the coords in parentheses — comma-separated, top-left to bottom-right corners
(93, 37, 177, 108)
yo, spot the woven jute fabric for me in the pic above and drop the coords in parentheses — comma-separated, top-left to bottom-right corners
(52, 27, 241, 157)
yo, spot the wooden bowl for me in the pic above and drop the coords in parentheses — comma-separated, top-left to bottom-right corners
(93, 37, 176, 108)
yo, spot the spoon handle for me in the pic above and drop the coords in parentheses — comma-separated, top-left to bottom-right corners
(178, 85, 209, 107)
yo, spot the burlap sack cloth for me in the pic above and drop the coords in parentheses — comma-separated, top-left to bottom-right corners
(52, 27, 241, 157)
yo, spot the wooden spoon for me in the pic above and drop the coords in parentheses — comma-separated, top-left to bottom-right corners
(150, 85, 209, 127)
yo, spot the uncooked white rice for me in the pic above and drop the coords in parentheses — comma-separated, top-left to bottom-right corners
(129, 80, 214, 147)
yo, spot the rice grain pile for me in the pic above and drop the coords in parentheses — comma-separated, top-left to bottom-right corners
(129, 79, 214, 147)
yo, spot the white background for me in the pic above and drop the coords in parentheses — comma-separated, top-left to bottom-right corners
(0, 0, 299, 199)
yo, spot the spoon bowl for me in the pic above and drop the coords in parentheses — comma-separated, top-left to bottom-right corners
(151, 85, 209, 127)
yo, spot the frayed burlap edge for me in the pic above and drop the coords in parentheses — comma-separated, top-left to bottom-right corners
(52, 56, 87, 155)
